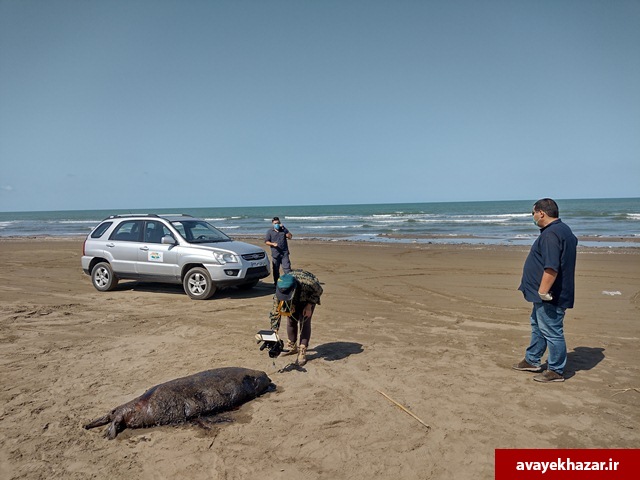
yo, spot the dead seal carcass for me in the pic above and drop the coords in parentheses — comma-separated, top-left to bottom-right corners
(84, 367, 272, 439)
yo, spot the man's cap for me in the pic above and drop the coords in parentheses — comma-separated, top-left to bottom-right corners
(275, 274, 297, 301)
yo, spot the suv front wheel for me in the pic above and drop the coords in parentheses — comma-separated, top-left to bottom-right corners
(183, 267, 216, 300)
(91, 262, 119, 292)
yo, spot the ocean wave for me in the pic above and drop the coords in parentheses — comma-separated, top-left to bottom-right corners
(481, 213, 530, 218)
(306, 225, 362, 229)
(58, 220, 102, 224)
(281, 212, 530, 224)
(285, 215, 352, 221)
(400, 217, 514, 224)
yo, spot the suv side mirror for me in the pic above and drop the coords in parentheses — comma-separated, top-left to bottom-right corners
(161, 235, 177, 245)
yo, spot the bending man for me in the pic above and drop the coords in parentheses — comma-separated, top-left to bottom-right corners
(269, 270, 323, 366)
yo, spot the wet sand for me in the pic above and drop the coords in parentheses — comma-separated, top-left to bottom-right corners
(1, 238, 639, 479)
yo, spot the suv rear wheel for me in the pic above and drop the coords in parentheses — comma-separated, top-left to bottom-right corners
(91, 262, 119, 292)
(183, 267, 216, 300)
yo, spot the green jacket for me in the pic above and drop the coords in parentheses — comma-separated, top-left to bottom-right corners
(269, 269, 323, 330)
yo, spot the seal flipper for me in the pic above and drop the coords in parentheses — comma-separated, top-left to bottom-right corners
(105, 414, 125, 440)
(83, 414, 112, 430)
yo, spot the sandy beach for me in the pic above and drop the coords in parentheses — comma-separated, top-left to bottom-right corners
(1, 238, 639, 479)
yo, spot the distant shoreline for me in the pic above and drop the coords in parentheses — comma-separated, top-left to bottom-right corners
(1, 234, 638, 254)
(2, 233, 639, 242)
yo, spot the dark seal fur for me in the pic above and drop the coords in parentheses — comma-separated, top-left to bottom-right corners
(84, 367, 272, 439)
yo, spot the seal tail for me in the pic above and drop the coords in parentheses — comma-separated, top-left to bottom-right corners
(83, 414, 111, 430)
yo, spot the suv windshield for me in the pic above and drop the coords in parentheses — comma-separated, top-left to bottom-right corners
(171, 220, 231, 244)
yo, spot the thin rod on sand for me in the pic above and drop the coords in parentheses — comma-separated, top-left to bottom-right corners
(377, 390, 430, 430)
(612, 387, 640, 396)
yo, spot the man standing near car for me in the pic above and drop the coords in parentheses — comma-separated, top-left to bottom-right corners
(265, 216, 293, 285)
(512, 198, 578, 383)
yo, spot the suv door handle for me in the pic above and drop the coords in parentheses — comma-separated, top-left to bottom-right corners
(106, 243, 115, 248)
(140, 246, 149, 251)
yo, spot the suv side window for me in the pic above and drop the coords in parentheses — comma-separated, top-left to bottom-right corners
(91, 222, 112, 238)
(109, 220, 143, 242)
(144, 221, 172, 244)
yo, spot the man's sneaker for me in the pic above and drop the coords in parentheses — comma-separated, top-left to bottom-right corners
(512, 359, 543, 372)
(281, 340, 298, 356)
(533, 370, 565, 383)
(297, 345, 307, 366)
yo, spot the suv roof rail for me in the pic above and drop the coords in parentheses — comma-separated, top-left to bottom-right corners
(104, 214, 161, 219)
(101, 213, 195, 220)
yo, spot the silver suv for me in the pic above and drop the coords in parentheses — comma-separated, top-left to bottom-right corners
(81, 214, 270, 299)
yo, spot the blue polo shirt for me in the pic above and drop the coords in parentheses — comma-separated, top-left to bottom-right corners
(518, 219, 578, 309)
(265, 227, 290, 258)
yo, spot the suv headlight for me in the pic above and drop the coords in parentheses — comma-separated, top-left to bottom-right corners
(213, 252, 239, 264)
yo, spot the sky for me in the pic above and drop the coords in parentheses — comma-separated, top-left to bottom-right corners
(1, 0, 639, 212)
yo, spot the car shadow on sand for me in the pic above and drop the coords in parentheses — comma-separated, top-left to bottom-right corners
(114, 280, 275, 300)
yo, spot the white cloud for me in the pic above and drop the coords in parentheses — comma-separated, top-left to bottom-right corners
(1, 185, 14, 192)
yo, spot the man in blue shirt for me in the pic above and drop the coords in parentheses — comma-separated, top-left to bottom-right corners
(265, 216, 293, 285)
(513, 198, 578, 383)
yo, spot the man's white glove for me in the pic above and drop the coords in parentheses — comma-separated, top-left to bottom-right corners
(538, 291, 553, 301)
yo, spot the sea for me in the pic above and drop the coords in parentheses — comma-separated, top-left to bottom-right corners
(1, 198, 638, 248)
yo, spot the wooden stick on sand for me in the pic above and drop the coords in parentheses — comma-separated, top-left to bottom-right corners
(377, 390, 431, 430)
(612, 387, 640, 396)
